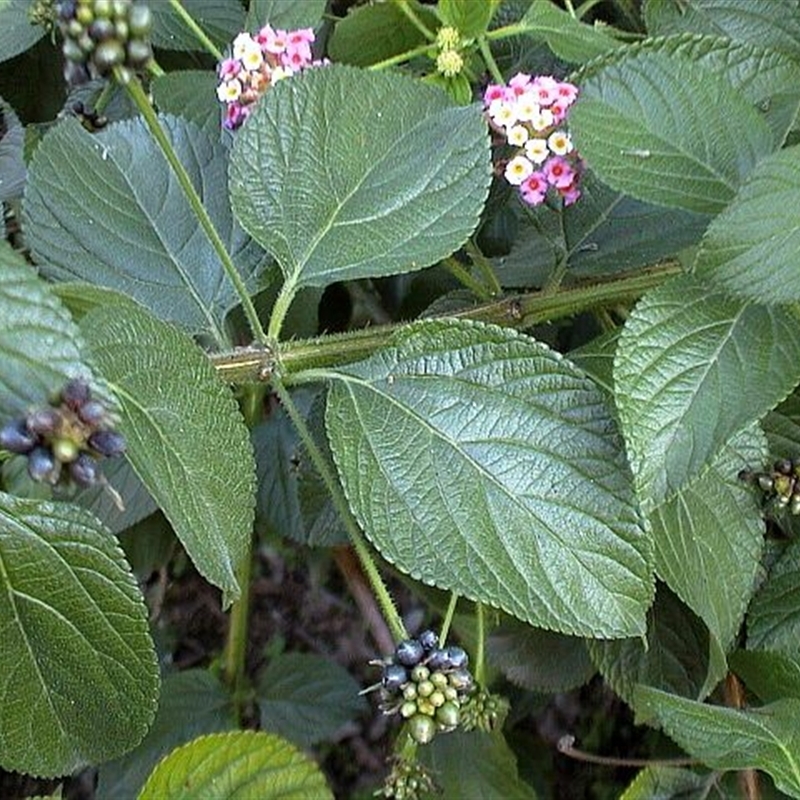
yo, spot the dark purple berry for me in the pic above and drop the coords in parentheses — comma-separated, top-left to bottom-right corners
(69, 453, 99, 487)
(447, 668, 472, 692)
(28, 446, 61, 484)
(395, 639, 425, 667)
(62, 378, 91, 411)
(58, 1, 77, 21)
(0, 419, 38, 454)
(418, 630, 438, 651)
(78, 400, 106, 426)
(426, 649, 448, 670)
(27, 408, 62, 436)
(775, 459, 793, 475)
(88, 429, 126, 457)
(382, 664, 408, 692)
(444, 646, 468, 669)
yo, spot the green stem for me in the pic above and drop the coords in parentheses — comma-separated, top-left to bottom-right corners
(146, 58, 165, 77)
(368, 42, 434, 71)
(474, 601, 486, 685)
(272, 378, 408, 642)
(93, 81, 116, 114)
(393, 0, 436, 40)
(477, 35, 504, 84)
(484, 23, 534, 41)
(223, 538, 253, 721)
(210, 262, 682, 382)
(465, 239, 502, 297)
(168, 0, 224, 60)
(439, 592, 459, 645)
(443, 256, 493, 301)
(118, 72, 268, 346)
(267, 278, 299, 342)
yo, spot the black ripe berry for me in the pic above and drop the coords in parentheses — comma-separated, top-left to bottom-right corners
(70, 453, 100, 487)
(382, 664, 408, 692)
(88, 430, 126, 457)
(395, 639, 425, 667)
(27, 408, 62, 436)
(0, 419, 38, 454)
(444, 646, 468, 669)
(28, 447, 61, 484)
(418, 629, 438, 651)
(61, 378, 92, 411)
(78, 400, 106, 426)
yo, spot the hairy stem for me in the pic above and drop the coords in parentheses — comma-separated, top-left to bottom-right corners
(272, 379, 408, 643)
(474, 601, 486, 685)
(477, 35, 505, 84)
(393, 0, 436, 40)
(439, 593, 459, 645)
(369, 42, 434, 71)
(223, 538, 253, 721)
(443, 256, 494, 301)
(168, 0, 224, 60)
(118, 72, 268, 346)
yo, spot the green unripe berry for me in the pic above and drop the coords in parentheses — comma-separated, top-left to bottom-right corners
(417, 679, 435, 698)
(114, 19, 129, 41)
(76, 5, 94, 24)
(52, 437, 80, 463)
(93, 39, 124, 71)
(400, 701, 417, 719)
(436, 701, 460, 729)
(408, 714, 436, 744)
(429, 690, 446, 708)
(410, 664, 429, 683)
(128, 3, 152, 36)
(93, 0, 113, 17)
(126, 39, 152, 68)
(63, 38, 85, 61)
(417, 698, 435, 717)
(78, 32, 95, 52)
(402, 684, 417, 701)
(112, 0, 130, 19)
(444, 686, 458, 701)
(67, 18, 85, 37)
(430, 672, 448, 689)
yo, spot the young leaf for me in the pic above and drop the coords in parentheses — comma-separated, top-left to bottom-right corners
(229, 65, 490, 292)
(256, 652, 366, 747)
(418, 730, 538, 800)
(0, 241, 88, 417)
(650, 426, 767, 655)
(644, 0, 800, 62)
(0, 0, 45, 63)
(0, 492, 159, 776)
(634, 687, 800, 798)
(519, 0, 623, 63)
(81, 303, 256, 606)
(96, 670, 236, 800)
(570, 50, 773, 213)
(149, 0, 245, 52)
(439, 0, 497, 38)
(614, 275, 800, 509)
(137, 730, 333, 800)
(24, 117, 264, 342)
(246, 0, 327, 31)
(695, 146, 800, 304)
(324, 319, 653, 639)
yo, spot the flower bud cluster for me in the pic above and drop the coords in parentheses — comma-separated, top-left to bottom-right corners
(217, 26, 327, 131)
(377, 757, 437, 800)
(484, 73, 583, 207)
(56, 0, 153, 87)
(372, 630, 473, 745)
(435, 25, 464, 78)
(0, 379, 126, 488)
(740, 458, 800, 515)
(459, 687, 510, 733)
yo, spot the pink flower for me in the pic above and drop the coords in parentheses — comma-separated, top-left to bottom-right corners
(219, 58, 239, 79)
(520, 172, 547, 206)
(484, 83, 509, 104)
(544, 156, 576, 189)
(508, 73, 532, 96)
(530, 75, 559, 105)
(559, 184, 581, 206)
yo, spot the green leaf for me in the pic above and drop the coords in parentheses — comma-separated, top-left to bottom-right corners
(325, 318, 653, 638)
(695, 146, 800, 304)
(644, 0, 800, 62)
(0, 0, 45, 63)
(245, 0, 327, 31)
(492, 171, 710, 286)
(0, 97, 25, 201)
(764, 392, 800, 462)
(519, 0, 623, 63)
(81, 303, 256, 606)
(137, 730, 333, 800)
(747, 544, 800, 660)
(634, 686, 800, 798)
(614, 275, 800, 509)
(650, 426, 766, 655)
(0, 493, 159, 776)
(150, 0, 245, 52)
(439, 0, 497, 38)
(96, 670, 236, 800)
(257, 653, 366, 747)
(620, 766, 712, 800)
(152, 72, 223, 139)
(570, 50, 773, 213)
(588, 585, 715, 710)
(327, 2, 438, 67)
(487, 620, 595, 692)
(730, 649, 800, 704)
(0, 241, 89, 417)
(24, 116, 264, 341)
(229, 65, 490, 292)
(419, 731, 538, 800)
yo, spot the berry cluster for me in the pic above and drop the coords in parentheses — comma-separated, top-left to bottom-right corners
(372, 631, 473, 745)
(216, 26, 327, 131)
(740, 459, 800, 515)
(378, 758, 437, 800)
(0, 379, 126, 488)
(56, 0, 153, 87)
(484, 73, 583, 207)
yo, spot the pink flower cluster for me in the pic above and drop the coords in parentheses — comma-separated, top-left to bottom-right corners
(484, 74, 583, 207)
(217, 25, 325, 130)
